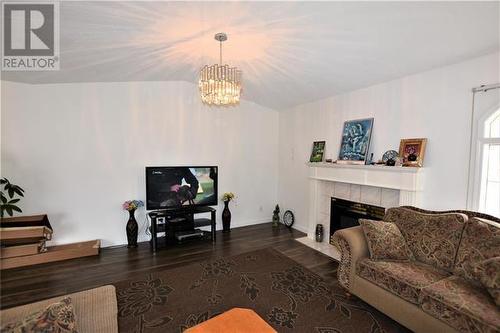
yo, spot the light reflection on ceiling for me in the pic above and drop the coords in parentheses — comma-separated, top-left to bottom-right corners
(2, 1, 499, 110)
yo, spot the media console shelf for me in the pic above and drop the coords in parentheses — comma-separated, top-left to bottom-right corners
(148, 206, 216, 252)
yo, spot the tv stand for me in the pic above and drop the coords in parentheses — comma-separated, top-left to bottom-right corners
(148, 206, 216, 252)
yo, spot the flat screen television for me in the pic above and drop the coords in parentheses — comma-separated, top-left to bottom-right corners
(146, 166, 218, 210)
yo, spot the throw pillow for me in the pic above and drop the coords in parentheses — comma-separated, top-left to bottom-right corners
(360, 219, 413, 261)
(474, 257, 500, 306)
(1, 297, 78, 333)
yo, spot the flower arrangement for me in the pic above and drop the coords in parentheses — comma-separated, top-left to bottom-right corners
(122, 200, 144, 211)
(222, 192, 235, 202)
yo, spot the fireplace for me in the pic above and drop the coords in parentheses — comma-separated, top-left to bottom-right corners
(329, 197, 385, 244)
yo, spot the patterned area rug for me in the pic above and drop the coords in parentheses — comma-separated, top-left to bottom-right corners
(114, 248, 407, 333)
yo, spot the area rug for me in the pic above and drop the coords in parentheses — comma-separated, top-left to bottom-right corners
(114, 248, 408, 333)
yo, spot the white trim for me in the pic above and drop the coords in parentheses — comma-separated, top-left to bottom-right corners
(291, 224, 308, 233)
(467, 104, 500, 211)
(307, 162, 423, 193)
(227, 218, 271, 230)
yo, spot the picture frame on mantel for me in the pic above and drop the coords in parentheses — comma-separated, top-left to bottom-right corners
(309, 141, 326, 162)
(399, 138, 427, 167)
(338, 118, 374, 165)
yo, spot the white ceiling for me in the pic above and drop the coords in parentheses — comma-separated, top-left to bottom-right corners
(2, 1, 499, 110)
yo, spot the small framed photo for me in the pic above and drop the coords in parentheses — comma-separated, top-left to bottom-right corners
(310, 141, 326, 162)
(399, 138, 427, 167)
(338, 118, 374, 164)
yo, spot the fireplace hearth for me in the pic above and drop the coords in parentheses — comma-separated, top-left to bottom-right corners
(329, 197, 385, 244)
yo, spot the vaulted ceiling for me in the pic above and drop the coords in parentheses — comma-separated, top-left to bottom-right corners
(2, 1, 499, 110)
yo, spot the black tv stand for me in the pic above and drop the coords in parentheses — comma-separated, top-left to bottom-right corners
(148, 206, 216, 252)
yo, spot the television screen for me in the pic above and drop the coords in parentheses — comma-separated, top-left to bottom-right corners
(146, 166, 218, 210)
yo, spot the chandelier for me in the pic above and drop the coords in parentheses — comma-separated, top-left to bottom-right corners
(199, 33, 242, 106)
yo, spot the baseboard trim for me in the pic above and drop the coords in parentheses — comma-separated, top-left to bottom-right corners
(227, 218, 270, 230)
(291, 224, 308, 233)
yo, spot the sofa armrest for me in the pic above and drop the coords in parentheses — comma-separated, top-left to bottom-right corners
(331, 226, 369, 290)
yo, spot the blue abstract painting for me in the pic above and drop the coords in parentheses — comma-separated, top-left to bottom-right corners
(338, 118, 374, 164)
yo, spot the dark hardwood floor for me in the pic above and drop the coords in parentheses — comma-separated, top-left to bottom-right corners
(0, 223, 338, 309)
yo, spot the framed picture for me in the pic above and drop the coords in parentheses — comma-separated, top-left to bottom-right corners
(309, 141, 326, 162)
(399, 138, 427, 167)
(338, 118, 374, 164)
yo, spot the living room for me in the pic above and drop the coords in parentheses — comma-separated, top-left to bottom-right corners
(0, 1, 499, 332)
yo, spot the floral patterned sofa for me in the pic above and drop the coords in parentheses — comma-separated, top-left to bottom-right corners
(332, 207, 500, 333)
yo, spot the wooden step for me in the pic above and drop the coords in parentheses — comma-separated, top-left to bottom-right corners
(0, 215, 52, 230)
(0, 241, 45, 259)
(0, 226, 52, 245)
(0, 240, 100, 270)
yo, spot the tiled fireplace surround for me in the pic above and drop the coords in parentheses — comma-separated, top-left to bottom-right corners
(297, 163, 424, 260)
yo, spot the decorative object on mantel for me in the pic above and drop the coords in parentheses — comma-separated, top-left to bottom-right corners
(199, 33, 242, 106)
(309, 141, 326, 162)
(282, 210, 295, 228)
(315, 224, 324, 242)
(0, 178, 24, 217)
(123, 200, 144, 248)
(399, 138, 427, 167)
(221, 192, 235, 232)
(367, 153, 374, 165)
(325, 158, 333, 163)
(338, 118, 374, 165)
(272, 204, 280, 228)
(382, 150, 399, 166)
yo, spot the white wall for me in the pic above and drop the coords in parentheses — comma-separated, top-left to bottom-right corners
(278, 52, 500, 233)
(2, 53, 498, 244)
(1, 81, 279, 246)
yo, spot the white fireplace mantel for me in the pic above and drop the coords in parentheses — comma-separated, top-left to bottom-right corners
(301, 162, 425, 261)
(307, 162, 423, 192)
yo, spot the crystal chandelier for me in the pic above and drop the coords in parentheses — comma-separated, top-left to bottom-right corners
(199, 33, 242, 106)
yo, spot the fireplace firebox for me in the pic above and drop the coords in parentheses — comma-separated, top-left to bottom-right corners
(329, 197, 385, 244)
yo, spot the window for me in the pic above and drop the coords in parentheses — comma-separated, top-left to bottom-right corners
(478, 109, 500, 217)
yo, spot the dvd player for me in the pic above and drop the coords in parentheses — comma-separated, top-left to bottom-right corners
(175, 229, 205, 242)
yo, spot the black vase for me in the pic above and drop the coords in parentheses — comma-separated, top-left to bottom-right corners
(315, 224, 324, 242)
(222, 200, 231, 232)
(126, 209, 138, 248)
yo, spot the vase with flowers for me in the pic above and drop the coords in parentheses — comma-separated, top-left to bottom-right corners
(221, 192, 235, 232)
(123, 200, 144, 248)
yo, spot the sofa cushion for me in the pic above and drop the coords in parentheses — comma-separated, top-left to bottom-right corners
(384, 207, 467, 272)
(356, 258, 449, 305)
(454, 217, 500, 284)
(1, 297, 78, 333)
(474, 257, 500, 306)
(359, 219, 413, 261)
(420, 275, 500, 333)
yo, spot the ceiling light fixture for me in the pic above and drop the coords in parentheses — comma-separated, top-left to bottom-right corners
(199, 33, 242, 106)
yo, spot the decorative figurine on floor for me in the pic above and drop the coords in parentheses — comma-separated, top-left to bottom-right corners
(123, 200, 144, 248)
(222, 192, 235, 232)
(272, 205, 280, 228)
